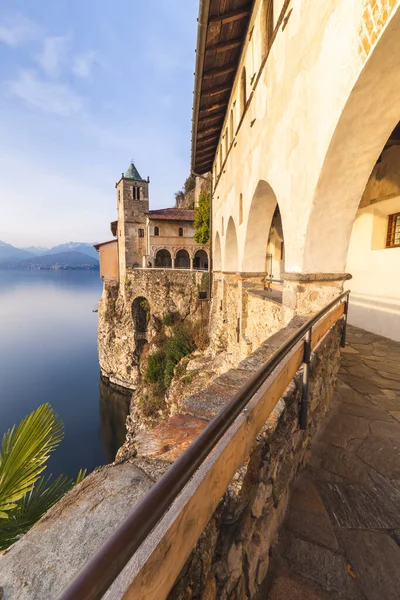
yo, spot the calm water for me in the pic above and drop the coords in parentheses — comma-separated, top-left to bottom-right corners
(0, 270, 130, 478)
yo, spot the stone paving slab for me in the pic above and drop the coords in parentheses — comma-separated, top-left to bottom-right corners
(265, 325, 400, 600)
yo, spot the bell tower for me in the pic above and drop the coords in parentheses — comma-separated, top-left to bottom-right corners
(116, 162, 149, 280)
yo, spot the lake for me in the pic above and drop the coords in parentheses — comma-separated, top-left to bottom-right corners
(0, 270, 130, 479)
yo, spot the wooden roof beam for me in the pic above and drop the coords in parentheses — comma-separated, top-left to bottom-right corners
(198, 111, 225, 124)
(197, 134, 219, 146)
(209, 8, 251, 25)
(203, 64, 236, 79)
(199, 102, 226, 115)
(207, 38, 243, 54)
(202, 84, 232, 98)
(197, 126, 221, 139)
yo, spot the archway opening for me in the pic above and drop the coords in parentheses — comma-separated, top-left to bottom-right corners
(155, 249, 172, 268)
(214, 232, 222, 271)
(266, 206, 285, 280)
(242, 180, 280, 273)
(345, 122, 400, 340)
(132, 297, 150, 333)
(175, 249, 190, 269)
(193, 249, 208, 271)
(224, 217, 239, 272)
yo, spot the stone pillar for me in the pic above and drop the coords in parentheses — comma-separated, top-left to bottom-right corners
(190, 257, 194, 270)
(282, 272, 352, 319)
(171, 257, 175, 269)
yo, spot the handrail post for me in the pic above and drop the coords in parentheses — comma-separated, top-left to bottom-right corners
(341, 294, 349, 348)
(299, 328, 311, 430)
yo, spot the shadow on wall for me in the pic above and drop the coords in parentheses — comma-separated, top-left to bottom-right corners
(346, 292, 400, 341)
(99, 378, 131, 463)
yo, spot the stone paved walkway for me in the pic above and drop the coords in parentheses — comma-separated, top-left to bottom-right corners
(264, 325, 400, 600)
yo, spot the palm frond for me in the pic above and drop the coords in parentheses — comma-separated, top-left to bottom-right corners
(0, 404, 64, 518)
(0, 469, 86, 550)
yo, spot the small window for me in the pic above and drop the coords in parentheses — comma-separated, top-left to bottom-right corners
(386, 213, 400, 247)
(138, 229, 144, 238)
(154, 226, 159, 236)
(138, 187, 142, 200)
(230, 109, 234, 142)
(178, 227, 183, 237)
(118, 190, 120, 203)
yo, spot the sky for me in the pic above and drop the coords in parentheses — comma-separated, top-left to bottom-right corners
(0, 1, 198, 247)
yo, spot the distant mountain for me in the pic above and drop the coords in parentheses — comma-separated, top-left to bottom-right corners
(0, 251, 99, 271)
(21, 246, 49, 256)
(44, 242, 99, 260)
(0, 240, 34, 264)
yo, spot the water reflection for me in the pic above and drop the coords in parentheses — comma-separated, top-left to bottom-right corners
(99, 378, 131, 462)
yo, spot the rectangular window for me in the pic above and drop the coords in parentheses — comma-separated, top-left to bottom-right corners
(138, 229, 144, 238)
(386, 213, 400, 247)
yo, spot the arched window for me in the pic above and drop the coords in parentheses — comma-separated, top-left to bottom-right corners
(225, 127, 229, 157)
(220, 144, 223, 171)
(239, 193, 243, 225)
(154, 226, 159, 236)
(230, 109, 234, 142)
(240, 67, 247, 115)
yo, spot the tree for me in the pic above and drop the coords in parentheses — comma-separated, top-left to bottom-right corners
(0, 404, 85, 550)
(194, 190, 210, 244)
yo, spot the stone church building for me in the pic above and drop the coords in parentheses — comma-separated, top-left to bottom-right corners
(94, 162, 209, 283)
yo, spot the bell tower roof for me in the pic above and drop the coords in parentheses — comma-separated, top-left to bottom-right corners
(124, 162, 143, 181)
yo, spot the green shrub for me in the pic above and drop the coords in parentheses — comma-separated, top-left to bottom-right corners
(145, 351, 166, 386)
(162, 312, 177, 327)
(194, 190, 210, 244)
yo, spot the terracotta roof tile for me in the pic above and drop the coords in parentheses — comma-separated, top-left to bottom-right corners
(146, 208, 195, 222)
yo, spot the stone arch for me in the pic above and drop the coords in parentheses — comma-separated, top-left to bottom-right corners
(302, 6, 400, 273)
(214, 232, 222, 271)
(224, 217, 239, 272)
(132, 297, 150, 333)
(175, 248, 190, 269)
(155, 248, 172, 268)
(242, 180, 279, 272)
(193, 249, 209, 271)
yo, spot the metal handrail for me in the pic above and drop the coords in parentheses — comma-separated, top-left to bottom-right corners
(57, 291, 350, 600)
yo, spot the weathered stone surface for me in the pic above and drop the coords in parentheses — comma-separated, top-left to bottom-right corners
(321, 413, 369, 449)
(134, 413, 209, 461)
(268, 573, 328, 600)
(0, 463, 155, 599)
(281, 533, 363, 598)
(309, 441, 372, 486)
(357, 434, 400, 480)
(318, 482, 400, 529)
(337, 530, 400, 600)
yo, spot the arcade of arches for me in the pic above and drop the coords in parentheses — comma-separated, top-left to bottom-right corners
(206, 0, 400, 357)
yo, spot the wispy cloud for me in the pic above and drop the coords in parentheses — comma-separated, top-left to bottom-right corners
(9, 70, 83, 116)
(35, 36, 70, 77)
(72, 51, 96, 79)
(0, 13, 40, 47)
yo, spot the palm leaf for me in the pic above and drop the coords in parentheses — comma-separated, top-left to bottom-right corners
(0, 469, 86, 550)
(0, 404, 64, 518)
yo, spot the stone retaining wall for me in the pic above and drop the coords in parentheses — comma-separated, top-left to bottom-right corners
(98, 269, 208, 388)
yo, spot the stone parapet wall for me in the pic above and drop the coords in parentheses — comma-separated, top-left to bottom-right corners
(167, 320, 343, 600)
(98, 269, 208, 388)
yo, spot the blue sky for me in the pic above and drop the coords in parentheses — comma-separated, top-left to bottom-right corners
(0, 1, 198, 247)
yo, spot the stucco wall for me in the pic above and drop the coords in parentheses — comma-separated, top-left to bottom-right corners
(210, 0, 400, 275)
(98, 241, 119, 281)
(345, 194, 400, 340)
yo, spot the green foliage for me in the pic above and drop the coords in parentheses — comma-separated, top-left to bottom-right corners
(162, 312, 177, 327)
(140, 298, 151, 325)
(194, 191, 210, 245)
(145, 350, 166, 386)
(0, 404, 86, 549)
(145, 325, 194, 390)
(184, 175, 196, 194)
(200, 272, 210, 292)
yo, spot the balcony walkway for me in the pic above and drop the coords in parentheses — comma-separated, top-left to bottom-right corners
(264, 325, 400, 600)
